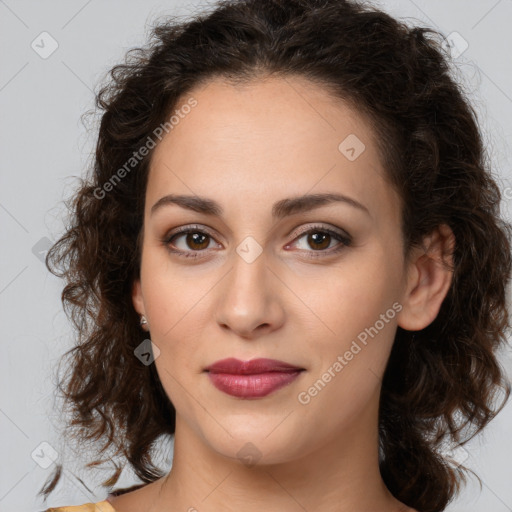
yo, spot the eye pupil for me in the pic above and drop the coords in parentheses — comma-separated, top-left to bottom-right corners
(308, 232, 330, 250)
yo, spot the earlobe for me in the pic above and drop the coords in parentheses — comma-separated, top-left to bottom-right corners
(132, 278, 145, 316)
(397, 224, 455, 331)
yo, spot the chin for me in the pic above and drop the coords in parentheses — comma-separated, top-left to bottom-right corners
(203, 423, 307, 466)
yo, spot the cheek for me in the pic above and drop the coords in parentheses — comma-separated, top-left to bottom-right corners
(296, 277, 398, 436)
(294, 250, 400, 348)
(141, 246, 210, 339)
(293, 248, 401, 419)
(140, 249, 213, 394)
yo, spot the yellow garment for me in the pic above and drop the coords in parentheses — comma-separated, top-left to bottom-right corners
(45, 500, 116, 512)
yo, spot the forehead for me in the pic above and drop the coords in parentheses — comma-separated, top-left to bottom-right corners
(146, 75, 400, 227)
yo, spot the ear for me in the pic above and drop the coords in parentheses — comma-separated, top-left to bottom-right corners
(396, 224, 455, 331)
(132, 278, 145, 317)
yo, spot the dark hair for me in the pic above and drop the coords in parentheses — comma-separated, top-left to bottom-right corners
(40, 1, 512, 511)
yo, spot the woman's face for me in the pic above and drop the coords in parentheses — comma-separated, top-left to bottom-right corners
(133, 75, 415, 464)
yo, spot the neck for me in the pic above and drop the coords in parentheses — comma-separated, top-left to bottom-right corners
(151, 392, 405, 512)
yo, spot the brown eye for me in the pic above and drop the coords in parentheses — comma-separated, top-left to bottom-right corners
(164, 224, 351, 260)
(288, 225, 352, 259)
(306, 231, 332, 250)
(168, 231, 213, 251)
(182, 232, 210, 250)
(163, 226, 219, 259)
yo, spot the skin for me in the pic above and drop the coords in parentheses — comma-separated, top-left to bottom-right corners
(117, 75, 454, 512)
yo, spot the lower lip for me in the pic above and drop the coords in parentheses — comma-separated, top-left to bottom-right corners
(207, 371, 303, 398)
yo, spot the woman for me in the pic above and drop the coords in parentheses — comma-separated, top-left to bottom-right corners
(39, 0, 512, 511)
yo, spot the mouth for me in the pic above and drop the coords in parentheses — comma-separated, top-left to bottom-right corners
(204, 358, 305, 399)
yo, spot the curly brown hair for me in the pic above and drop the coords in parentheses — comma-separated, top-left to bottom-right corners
(40, 0, 512, 511)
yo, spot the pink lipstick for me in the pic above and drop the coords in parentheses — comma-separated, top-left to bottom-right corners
(204, 357, 304, 398)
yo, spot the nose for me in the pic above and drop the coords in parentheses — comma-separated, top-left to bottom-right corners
(214, 248, 285, 339)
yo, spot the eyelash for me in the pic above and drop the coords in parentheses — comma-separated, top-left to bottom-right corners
(162, 223, 352, 260)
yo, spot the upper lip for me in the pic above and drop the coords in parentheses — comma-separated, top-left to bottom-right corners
(204, 357, 304, 374)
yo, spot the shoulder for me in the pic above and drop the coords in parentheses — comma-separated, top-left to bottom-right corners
(44, 500, 116, 512)
(106, 481, 158, 512)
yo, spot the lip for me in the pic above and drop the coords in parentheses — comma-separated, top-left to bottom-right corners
(205, 357, 304, 374)
(204, 358, 305, 399)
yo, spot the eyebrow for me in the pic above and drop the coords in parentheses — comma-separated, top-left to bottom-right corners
(150, 192, 370, 219)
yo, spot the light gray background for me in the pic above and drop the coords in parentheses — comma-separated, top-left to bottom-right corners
(1, 1, 511, 511)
